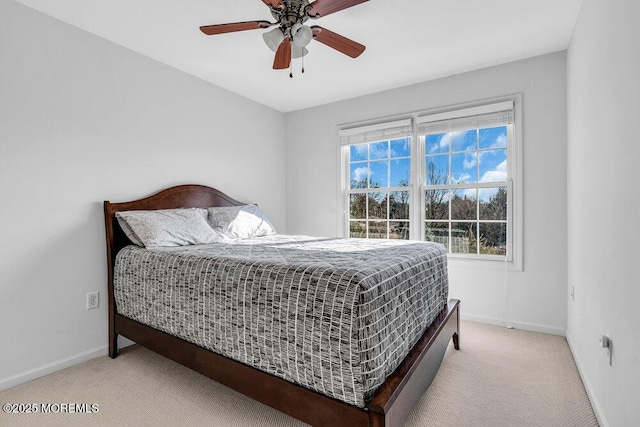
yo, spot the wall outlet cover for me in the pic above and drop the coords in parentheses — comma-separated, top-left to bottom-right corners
(87, 291, 99, 310)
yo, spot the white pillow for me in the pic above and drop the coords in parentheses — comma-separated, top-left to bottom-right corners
(207, 204, 277, 240)
(116, 208, 224, 248)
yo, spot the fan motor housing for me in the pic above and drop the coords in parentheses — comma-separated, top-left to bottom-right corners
(271, 0, 312, 27)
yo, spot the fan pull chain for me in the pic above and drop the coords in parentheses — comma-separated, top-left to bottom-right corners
(302, 52, 305, 74)
(289, 55, 293, 78)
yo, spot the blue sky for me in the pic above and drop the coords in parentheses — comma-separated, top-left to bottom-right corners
(350, 138, 411, 187)
(350, 127, 507, 196)
(426, 127, 507, 186)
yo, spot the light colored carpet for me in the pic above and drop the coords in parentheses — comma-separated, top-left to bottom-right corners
(0, 321, 598, 426)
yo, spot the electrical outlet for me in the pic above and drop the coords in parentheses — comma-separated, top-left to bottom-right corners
(570, 285, 575, 302)
(87, 291, 99, 310)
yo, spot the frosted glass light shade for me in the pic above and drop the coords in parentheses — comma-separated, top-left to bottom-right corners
(292, 24, 313, 48)
(263, 27, 285, 52)
(291, 46, 309, 58)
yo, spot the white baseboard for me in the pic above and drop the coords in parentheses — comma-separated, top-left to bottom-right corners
(461, 313, 566, 336)
(0, 345, 107, 393)
(566, 332, 608, 427)
(0, 339, 136, 393)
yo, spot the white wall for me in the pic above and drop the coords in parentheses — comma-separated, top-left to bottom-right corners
(285, 52, 568, 335)
(0, 0, 285, 390)
(567, 0, 640, 425)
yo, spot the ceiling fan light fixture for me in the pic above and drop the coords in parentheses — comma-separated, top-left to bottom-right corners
(291, 46, 309, 58)
(263, 27, 284, 51)
(292, 23, 313, 48)
(200, 0, 369, 72)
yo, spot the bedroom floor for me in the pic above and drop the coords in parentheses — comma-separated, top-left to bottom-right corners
(0, 321, 598, 426)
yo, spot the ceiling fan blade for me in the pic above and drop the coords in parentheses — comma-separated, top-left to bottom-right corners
(262, 0, 283, 8)
(200, 20, 272, 35)
(311, 26, 365, 58)
(273, 38, 292, 69)
(307, 0, 368, 18)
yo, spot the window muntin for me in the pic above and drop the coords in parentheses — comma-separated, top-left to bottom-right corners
(347, 137, 411, 240)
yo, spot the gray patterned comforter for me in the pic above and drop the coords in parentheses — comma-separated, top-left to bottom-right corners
(114, 235, 448, 407)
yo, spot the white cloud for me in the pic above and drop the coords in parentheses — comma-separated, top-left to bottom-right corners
(493, 134, 507, 147)
(452, 173, 471, 184)
(463, 152, 478, 169)
(353, 166, 370, 181)
(428, 131, 467, 153)
(427, 134, 448, 153)
(479, 187, 499, 201)
(450, 131, 473, 150)
(480, 160, 507, 182)
(439, 133, 452, 149)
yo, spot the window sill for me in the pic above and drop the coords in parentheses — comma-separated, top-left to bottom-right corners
(447, 254, 522, 272)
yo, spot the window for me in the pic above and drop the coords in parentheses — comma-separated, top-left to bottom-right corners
(340, 99, 521, 265)
(419, 103, 513, 259)
(342, 120, 412, 239)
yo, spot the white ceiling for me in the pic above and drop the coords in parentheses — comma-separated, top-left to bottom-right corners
(14, 0, 583, 112)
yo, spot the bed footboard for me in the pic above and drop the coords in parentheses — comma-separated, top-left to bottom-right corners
(367, 299, 460, 426)
(108, 300, 459, 427)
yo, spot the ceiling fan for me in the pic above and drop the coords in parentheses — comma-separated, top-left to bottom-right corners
(200, 0, 368, 74)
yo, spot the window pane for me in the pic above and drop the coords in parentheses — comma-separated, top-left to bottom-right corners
(349, 221, 367, 238)
(389, 221, 409, 240)
(368, 192, 387, 219)
(479, 187, 507, 220)
(350, 163, 369, 189)
(349, 194, 367, 219)
(390, 191, 410, 220)
(451, 222, 477, 254)
(451, 189, 477, 221)
(426, 155, 449, 185)
(451, 152, 477, 183)
(369, 141, 388, 160)
(426, 133, 448, 154)
(479, 148, 507, 183)
(479, 126, 507, 149)
(479, 223, 507, 255)
(369, 160, 388, 188)
(451, 130, 477, 152)
(350, 143, 368, 162)
(368, 221, 387, 239)
(390, 138, 410, 158)
(425, 222, 449, 250)
(425, 189, 449, 220)
(390, 158, 410, 187)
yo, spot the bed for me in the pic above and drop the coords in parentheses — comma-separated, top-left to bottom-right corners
(104, 184, 460, 427)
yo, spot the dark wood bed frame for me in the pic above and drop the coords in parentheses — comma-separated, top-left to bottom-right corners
(104, 184, 460, 427)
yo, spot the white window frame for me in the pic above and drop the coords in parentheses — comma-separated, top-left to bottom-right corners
(338, 95, 523, 270)
(339, 119, 415, 240)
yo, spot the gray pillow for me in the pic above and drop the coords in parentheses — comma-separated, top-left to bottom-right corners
(206, 205, 244, 233)
(116, 215, 145, 246)
(116, 208, 224, 248)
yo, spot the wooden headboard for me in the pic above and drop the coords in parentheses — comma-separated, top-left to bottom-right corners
(103, 184, 245, 356)
(104, 184, 245, 258)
